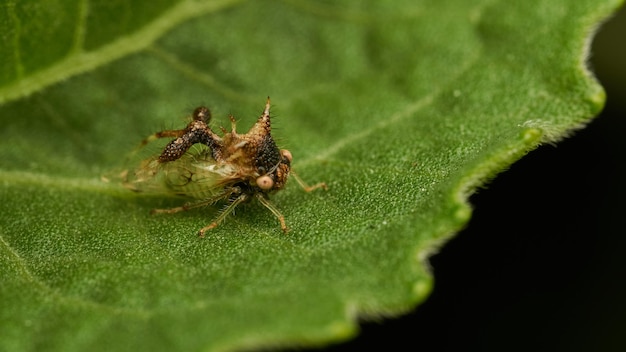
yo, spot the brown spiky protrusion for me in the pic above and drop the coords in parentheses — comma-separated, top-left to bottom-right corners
(155, 106, 221, 162)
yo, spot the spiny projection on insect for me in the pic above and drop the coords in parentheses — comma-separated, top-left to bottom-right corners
(123, 97, 327, 237)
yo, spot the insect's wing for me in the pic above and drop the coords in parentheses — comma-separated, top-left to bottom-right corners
(120, 156, 172, 195)
(106, 138, 172, 194)
(120, 145, 237, 199)
(162, 153, 234, 199)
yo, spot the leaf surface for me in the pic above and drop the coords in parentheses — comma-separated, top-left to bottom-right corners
(0, 0, 620, 350)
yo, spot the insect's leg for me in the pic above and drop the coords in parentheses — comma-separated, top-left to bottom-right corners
(145, 107, 211, 146)
(290, 170, 328, 192)
(255, 193, 288, 234)
(151, 187, 239, 214)
(138, 130, 186, 148)
(199, 193, 249, 237)
(150, 198, 209, 215)
(124, 130, 188, 161)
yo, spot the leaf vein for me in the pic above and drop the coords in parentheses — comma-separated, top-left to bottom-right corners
(0, 0, 244, 105)
(147, 45, 257, 103)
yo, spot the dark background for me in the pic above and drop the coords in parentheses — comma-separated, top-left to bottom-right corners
(324, 5, 626, 352)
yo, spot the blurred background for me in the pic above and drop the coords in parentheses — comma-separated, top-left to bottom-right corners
(326, 4, 626, 352)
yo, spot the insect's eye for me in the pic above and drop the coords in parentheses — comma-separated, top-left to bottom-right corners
(256, 175, 274, 190)
(281, 149, 293, 163)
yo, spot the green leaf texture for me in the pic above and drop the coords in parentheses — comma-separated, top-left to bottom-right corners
(0, 0, 620, 351)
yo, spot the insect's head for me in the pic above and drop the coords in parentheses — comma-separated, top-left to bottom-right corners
(255, 149, 292, 192)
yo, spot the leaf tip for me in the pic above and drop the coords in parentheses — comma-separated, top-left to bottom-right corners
(521, 128, 543, 144)
(412, 278, 433, 299)
(587, 85, 607, 115)
(453, 203, 472, 223)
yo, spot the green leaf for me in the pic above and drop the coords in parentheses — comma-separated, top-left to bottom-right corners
(0, 0, 620, 350)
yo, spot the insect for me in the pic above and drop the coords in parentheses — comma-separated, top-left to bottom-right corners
(123, 97, 327, 237)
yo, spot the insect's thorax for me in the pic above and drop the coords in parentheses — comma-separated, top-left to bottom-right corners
(217, 130, 290, 192)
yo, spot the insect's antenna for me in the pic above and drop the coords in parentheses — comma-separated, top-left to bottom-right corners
(266, 159, 283, 175)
